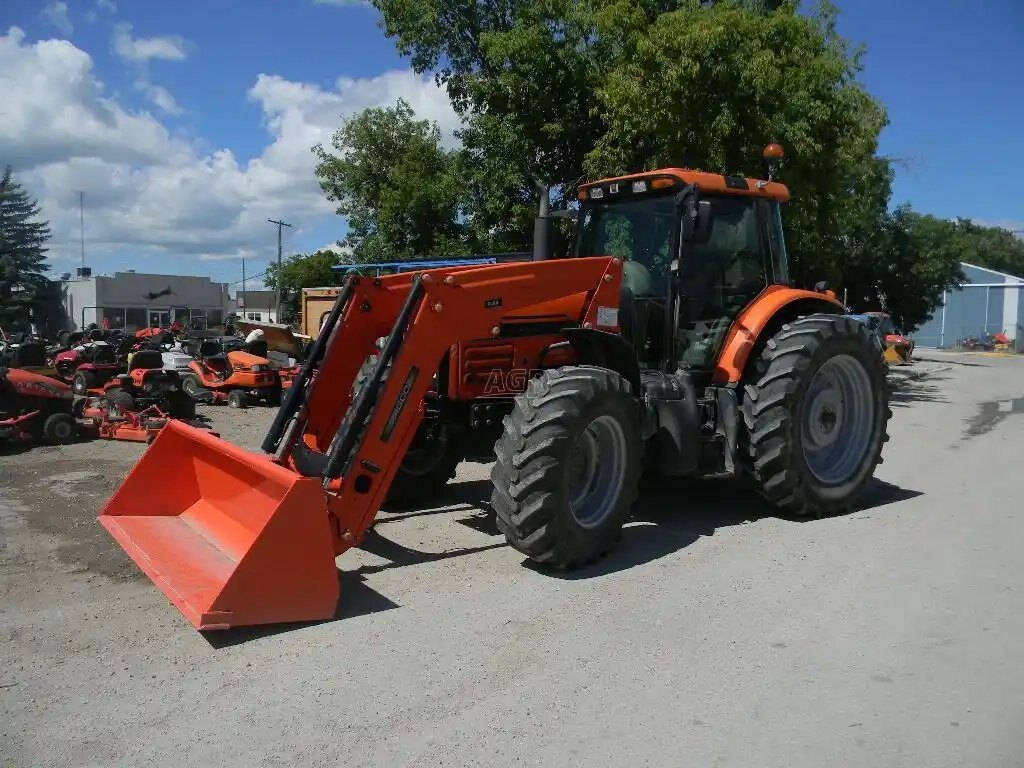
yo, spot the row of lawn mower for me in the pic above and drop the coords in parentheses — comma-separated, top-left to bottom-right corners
(0, 366, 189, 448)
(0, 326, 288, 450)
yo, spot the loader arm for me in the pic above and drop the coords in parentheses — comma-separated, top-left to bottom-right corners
(100, 257, 622, 630)
(277, 256, 624, 553)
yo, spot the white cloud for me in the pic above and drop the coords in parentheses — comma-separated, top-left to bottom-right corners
(41, 2, 74, 36)
(313, 0, 369, 6)
(112, 22, 186, 62)
(97, 0, 117, 12)
(0, 28, 461, 268)
(135, 80, 182, 115)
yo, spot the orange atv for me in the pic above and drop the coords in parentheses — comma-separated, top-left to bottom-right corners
(181, 340, 282, 408)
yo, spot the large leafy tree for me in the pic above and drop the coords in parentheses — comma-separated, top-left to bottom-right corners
(0, 166, 51, 329)
(588, 0, 890, 289)
(313, 100, 472, 263)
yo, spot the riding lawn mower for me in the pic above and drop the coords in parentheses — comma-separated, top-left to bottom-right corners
(181, 339, 282, 408)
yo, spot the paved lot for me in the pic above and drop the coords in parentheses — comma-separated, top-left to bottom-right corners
(2, 353, 1023, 767)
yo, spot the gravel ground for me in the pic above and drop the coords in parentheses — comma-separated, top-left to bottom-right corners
(2, 353, 1023, 767)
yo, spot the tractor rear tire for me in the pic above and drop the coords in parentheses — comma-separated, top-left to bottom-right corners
(43, 413, 78, 444)
(72, 370, 94, 396)
(740, 314, 890, 516)
(491, 366, 642, 568)
(105, 387, 137, 415)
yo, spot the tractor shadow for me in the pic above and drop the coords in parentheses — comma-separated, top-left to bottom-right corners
(527, 477, 922, 581)
(203, 572, 401, 648)
(204, 477, 921, 646)
(888, 372, 948, 407)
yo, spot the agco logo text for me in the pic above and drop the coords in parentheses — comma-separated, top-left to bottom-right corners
(481, 368, 542, 396)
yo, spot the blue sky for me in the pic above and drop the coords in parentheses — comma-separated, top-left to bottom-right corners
(2, 0, 1022, 290)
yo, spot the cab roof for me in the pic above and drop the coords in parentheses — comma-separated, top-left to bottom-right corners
(579, 168, 790, 203)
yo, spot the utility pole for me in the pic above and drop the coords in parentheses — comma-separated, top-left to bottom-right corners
(241, 256, 246, 322)
(79, 191, 85, 272)
(268, 218, 292, 322)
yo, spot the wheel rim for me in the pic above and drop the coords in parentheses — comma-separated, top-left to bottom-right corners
(52, 421, 72, 440)
(801, 354, 876, 485)
(567, 414, 628, 529)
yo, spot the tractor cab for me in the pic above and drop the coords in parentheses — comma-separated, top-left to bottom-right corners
(576, 160, 791, 375)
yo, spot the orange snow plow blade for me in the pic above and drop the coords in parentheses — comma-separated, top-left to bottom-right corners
(99, 420, 340, 630)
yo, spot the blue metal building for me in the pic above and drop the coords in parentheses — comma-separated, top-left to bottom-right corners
(912, 262, 1024, 348)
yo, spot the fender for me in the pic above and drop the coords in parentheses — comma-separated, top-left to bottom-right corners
(714, 285, 845, 384)
(562, 328, 642, 395)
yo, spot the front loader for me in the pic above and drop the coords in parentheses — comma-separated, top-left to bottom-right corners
(100, 147, 890, 630)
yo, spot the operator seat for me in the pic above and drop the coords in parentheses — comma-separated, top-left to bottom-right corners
(198, 341, 230, 377)
(129, 350, 164, 371)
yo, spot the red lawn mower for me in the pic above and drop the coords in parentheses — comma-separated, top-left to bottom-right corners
(0, 367, 79, 445)
(55, 340, 127, 395)
(97, 348, 199, 419)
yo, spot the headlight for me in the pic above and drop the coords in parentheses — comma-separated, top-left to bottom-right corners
(250, 364, 265, 373)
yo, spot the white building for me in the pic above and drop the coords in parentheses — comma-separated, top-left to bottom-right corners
(235, 290, 280, 323)
(59, 271, 233, 332)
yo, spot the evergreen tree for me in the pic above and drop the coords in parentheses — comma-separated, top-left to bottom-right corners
(0, 166, 51, 329)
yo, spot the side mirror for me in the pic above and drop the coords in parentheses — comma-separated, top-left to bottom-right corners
(681, 200, 713, 242)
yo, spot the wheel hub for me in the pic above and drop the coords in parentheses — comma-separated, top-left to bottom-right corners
(801, 354, 876, 485)
(567, 415, 628, 529)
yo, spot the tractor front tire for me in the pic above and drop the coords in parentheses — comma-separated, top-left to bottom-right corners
(43, 413, 78, 445)
(72, 370, 94, 396)
(166, 391, 196, 420)
(181, 374, 204, 398)
(351, 354, 462, 508)
(228, 390, 248, 409)
(491, 366, 642, 569)
(105, 387, 137, 415)
(741, 314, 890, 516)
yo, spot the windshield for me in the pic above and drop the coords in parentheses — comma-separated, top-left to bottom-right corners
(578, 195, 675, 297)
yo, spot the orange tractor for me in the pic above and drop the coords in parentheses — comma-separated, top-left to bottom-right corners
(100, 149, 890, 630)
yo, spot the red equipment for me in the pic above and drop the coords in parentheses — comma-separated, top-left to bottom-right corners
(0, 367, 78, 445)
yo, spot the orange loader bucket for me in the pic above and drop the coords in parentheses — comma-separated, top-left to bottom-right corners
(99, 421, 340, 630)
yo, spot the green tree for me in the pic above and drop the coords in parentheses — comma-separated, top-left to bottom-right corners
(0, 166, 51, 329)
(313, 99, 472, 263)
(843, 208, 965, 331)
(950, 219, 1024, 277)
(589, 1, 889, 288)
(264, 249, 348, 293)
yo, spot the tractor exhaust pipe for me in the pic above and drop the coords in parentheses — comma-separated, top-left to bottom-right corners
(533, 181, 551, 261)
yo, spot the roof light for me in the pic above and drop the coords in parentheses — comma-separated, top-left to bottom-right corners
(589, 187, 605, 199)
(631, 180, 647, 193)
(609, 182, 620, 195)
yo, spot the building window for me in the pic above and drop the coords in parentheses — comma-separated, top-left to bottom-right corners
(101, 308, 126, 330)
(246, 312, 263, 321)
(125, 307, 147, 331)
